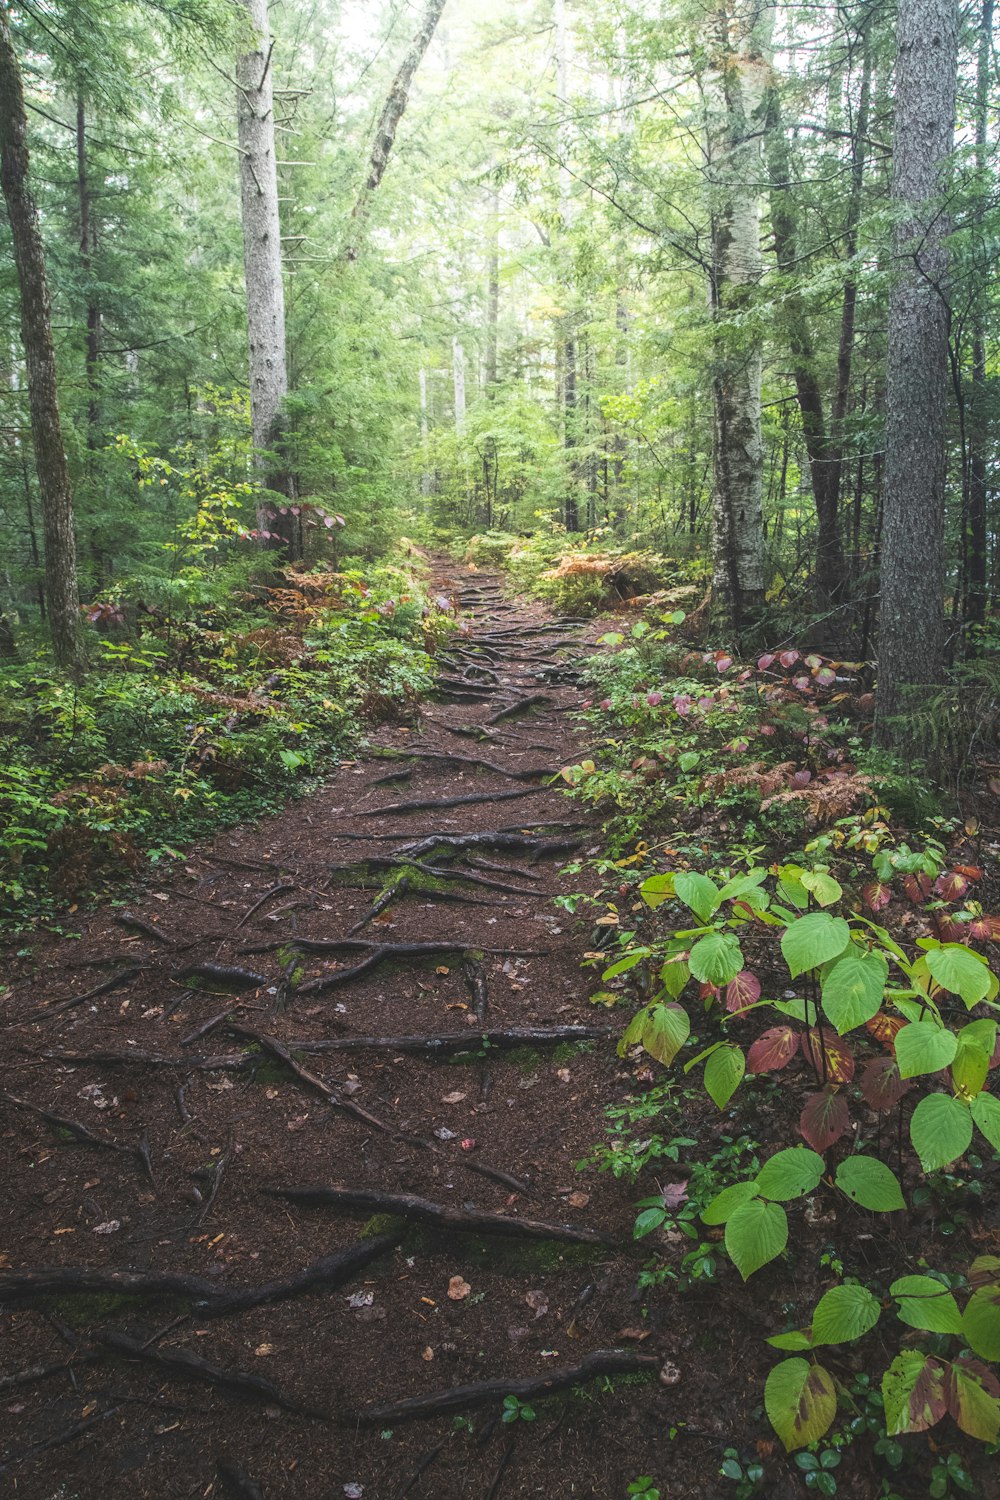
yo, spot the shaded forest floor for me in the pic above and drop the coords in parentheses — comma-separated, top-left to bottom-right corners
(3, 563, 1000, 1500)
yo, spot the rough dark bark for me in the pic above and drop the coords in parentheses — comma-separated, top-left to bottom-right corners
(965, 0, 993, 635)
(0, 9, 82, 670)
(875, 0, 957, 736)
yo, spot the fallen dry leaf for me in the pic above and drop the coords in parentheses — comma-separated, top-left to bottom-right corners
(441, 1091, 466, 1105)
(255, 1343, 274, 1357)
(421, 1346, 434, 1361)
(567, 1191, 590, 1209)
(447, 1275, 471, 1301)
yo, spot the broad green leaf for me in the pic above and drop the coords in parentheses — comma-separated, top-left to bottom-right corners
(834, 1155, 905, 1212)
(755, 1147, 825, 1201)
(633, 1208, 666, 1240)
(821, 947, 888, 1034)
(764, 1359, 837, 1451)
(702, 1179, 759, 1226)
(971, 1090, 1000, 1152)
(704, 1043, 745, 1110)
(659, 956, 690, 1000)
(718, 869, 770, 912)
(602, 950, 648, 980)
(891, 1275, 963, 1334)
(639, 874, 675, 910)
(674, 872, 722, 923)
(925, 943, 992, 1007)
(962, 1285, 1000, 1361)
(767, 1330, 813, 1351)
(947, 1357, 1000, 1442)
(617, 1007, 649, 1058)
(952, 1036, 990, 1099)
(689, 930, 744, 987)
(909, 1093, 973, 1172)
(894, 1021, 958, 1079)
(781, 913, 851, 979)
(810, 1284, 881, 1346)
(883, 1351, 948, 1435)
(726, 1198, 788, 1279)
(801, 869, 843, 907)
(640, 1002, 690, 1066)
(776, 865, 809, 910)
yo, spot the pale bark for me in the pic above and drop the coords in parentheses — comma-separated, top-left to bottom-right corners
(554, 0, 580, 532)
(704, 1, 773, 634)
(0, 8, 82, 670)
(875, 0, 957, 736)
(966, 0, 992, 634)
(484, 190, 499, 396)
(452, 338, 466, 429)
(236, 0, 293, 537)
(347, 0, 447, 260)
(418, 367, 433, 497)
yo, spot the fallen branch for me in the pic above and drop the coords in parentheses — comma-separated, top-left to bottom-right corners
(267, 1185, 616, 1246)
(487, 695, 553, 724)
(372, 749, 558, 781)
(352, 1350, 660, 1426)
(23, 966, 144, 1022)
(234, 881, 295, 930)
(114, 912, 173, 943)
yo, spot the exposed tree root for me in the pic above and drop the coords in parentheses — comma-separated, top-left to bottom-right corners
(0, 1234, 401, 1317)
(487, 694, 553, 723)
(267, 1185, 616, 1246)
(366, 784, 549, 816)
(93, 1330, 329, 1420)
(234, 881, 296, 929)
(346, 874, 410, 935)
(173, 962, 267, 990)
(352, 1350, 661, 1426)
(287, 1025, 611, 1056)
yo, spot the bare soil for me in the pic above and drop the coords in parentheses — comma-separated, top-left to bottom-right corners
(4, 565, 997, 1500)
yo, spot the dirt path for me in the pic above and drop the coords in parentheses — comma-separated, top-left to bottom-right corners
(0, 567, 703, 1500)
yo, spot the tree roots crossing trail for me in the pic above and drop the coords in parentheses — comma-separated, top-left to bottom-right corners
(0, 565, 680, 1499)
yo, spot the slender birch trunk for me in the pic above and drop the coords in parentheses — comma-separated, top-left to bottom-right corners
(703, 0, 773, 635)
(0, 8, 82, 671)
(875, 0, 957, 736)
(966, 0, 993, 635)
(236, 0, 294, 546)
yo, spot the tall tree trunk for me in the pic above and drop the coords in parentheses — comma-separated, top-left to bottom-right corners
(966, 0, 993, 636)
(704, 0, 773, 635)
(346, 0, 447, 260)
(0, 9, 81, 670)
(418, 366, 433, 497)
(484, 189, 499, 396)
(766, 90, 845, 614)
(236, 0, 294, 548)
(76, 99, 102, 451)
(554, 0, 579, 532)
(875, 0, 958, 737)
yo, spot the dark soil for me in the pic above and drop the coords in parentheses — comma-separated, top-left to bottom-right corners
(3, 566, 998, 1500)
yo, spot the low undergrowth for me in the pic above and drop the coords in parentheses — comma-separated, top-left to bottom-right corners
(559, 604, 1000, 1495)
(1, 548, 453, 926)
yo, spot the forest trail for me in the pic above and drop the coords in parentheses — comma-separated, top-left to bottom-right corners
(0, 567, 697, 1499)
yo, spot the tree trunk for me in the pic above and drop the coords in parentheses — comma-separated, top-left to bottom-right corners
(0, 9, 81, 671)
(484, 189, 499, 396)
(236, 0, 294, 546)
(766, 89, 845, 613)
(965, 0, 992, 637)
(875, 0, 957, 737)
(346, 0, 447, 260)
(704, 1, 773, 636)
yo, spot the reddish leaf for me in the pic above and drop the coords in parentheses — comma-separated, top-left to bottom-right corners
(662, 1182, 689, 1209)
(814, 667, 837, 688)
(800, 1028, 855, 1083)
(799, 1087, 850, 1152)
(903, 873, 932, 904)
(866, 1012, 906, 1048)
(860, 1055, 912, 1112)
(909, 1356, 950, 1431)
(944, 1356, 1000, 1441)
(790, 769, 812, 788)
(726, 970, 762, 1014)
(863, 881, 893, 913)
(935, 871, 970, 902)
(757, 653, 776, 670)
(779, 650, 800, 669)
(954, 864, 983, 882)
(747, 1025, 800, 1073)
(969, 916, 1000, 942)
(698, 982, 720, 1003)
(932, 914, 968, 944)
